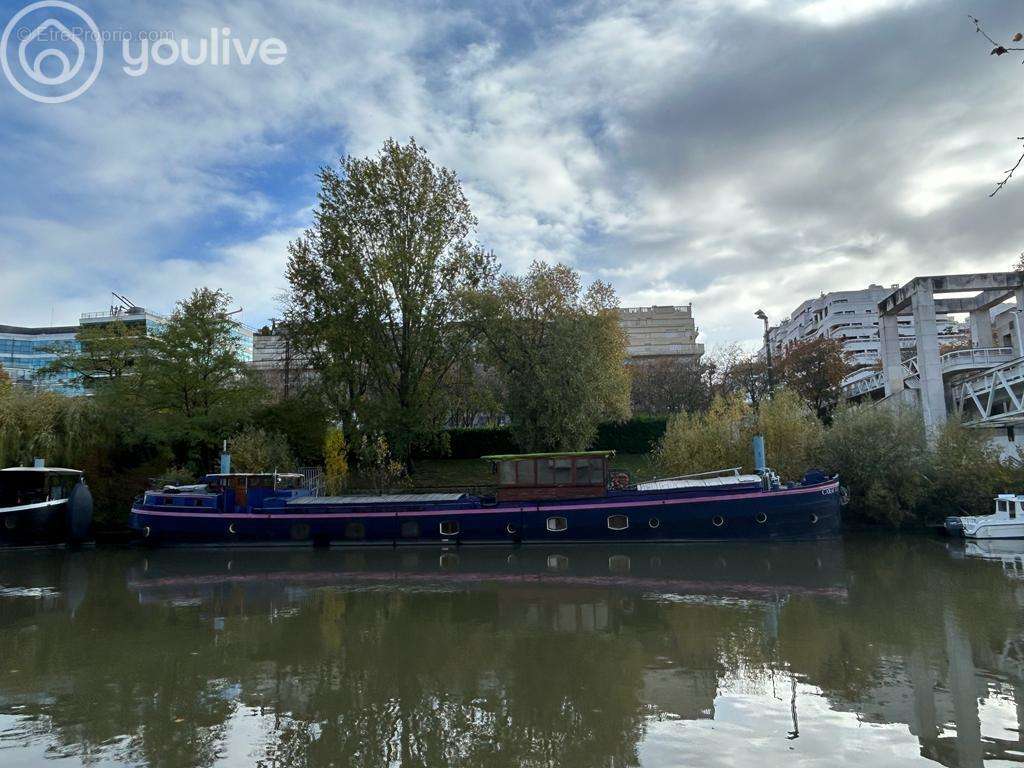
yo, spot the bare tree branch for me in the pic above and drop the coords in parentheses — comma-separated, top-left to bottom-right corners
(990, 138, 1024, 197)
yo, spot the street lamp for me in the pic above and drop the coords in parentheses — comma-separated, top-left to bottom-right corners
(755, 309, 774, 390)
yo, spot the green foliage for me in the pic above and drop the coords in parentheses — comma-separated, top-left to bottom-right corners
(135, 287, 265, 471)
(593, 417, 668, 454)
(324, 426, 349, 495)
(255, 392, 329, 466)
(228, 427, 297, 473)
(656, 389, 823, 481)
(476, 261, 631, 452)
(285, 138, 497, 461)
(439, 427, 518, 459)
(353, 433, 406, 493)
(38, 319, 145, 388)
(818, 404, 929, 526)
(920, 421, 1024, 521)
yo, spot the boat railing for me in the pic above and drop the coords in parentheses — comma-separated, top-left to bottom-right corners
(653, 467, 744, 482)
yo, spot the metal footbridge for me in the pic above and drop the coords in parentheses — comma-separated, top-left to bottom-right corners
(953, 355, 1024, 426)
(843, 347, 1018, 400)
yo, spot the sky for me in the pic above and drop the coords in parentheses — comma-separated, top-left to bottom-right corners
(0, 0, 1022, 348)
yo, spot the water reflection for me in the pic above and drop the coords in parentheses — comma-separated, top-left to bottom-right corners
(0, 539, 1022, 767)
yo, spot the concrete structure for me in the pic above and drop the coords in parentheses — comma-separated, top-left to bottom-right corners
(874, 273, 1024, 436)
(251, 326, 315, 397)
(767, 285, 964, 386)
(618, 305, 703, 364)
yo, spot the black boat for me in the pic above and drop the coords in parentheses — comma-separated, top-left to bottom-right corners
(0, 465, 93, 546)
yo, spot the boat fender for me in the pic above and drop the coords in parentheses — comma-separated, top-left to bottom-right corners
(66, 480, 93, 543)
(839, 486, 850, 506)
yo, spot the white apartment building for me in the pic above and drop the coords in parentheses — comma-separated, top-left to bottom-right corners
(766, 285, 965, 377)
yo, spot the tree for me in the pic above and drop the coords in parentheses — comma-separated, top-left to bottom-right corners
(136, 288, 262, 469)
(227, 426, 296, 473)
(630, 358, 712, 416)
(324, 426, 349, 495)
(476, 261, 631, 452)
(710, 344, 771, 405)
(775, 337, 850, 422)
(37, 320, 145, 389)
(968, 16, 1024, 195)
(285, 138, 496, 461)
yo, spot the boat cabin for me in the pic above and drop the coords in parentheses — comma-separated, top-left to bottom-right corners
(995, 494, 1022, 520)
(200, 473, 306, 512)
(482, 451, 614, 502)
(0, 467, 83, 508)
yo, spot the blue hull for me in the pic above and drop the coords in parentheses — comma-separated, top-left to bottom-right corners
(130, 481, 842, 545)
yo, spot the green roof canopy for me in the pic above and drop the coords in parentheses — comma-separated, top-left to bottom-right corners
(480, 450, 616, 461)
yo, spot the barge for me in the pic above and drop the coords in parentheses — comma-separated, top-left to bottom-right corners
(129, 449, 841, 546)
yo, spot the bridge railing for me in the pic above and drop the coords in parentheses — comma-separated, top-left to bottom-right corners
(842, 347, 1018, 399)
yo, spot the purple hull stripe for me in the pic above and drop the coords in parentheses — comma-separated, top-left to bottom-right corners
(131, 481, 838, 521)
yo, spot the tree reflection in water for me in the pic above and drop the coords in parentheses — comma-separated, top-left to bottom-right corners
(0, 539, 1022, 767)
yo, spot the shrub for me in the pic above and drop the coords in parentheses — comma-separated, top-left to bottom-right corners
(655, 389, 823, 480)
(228, 426, 297, 473)
(919, 421, 1024, 522)
(324, 426, 349, 495)
(818, 404, 929, 526)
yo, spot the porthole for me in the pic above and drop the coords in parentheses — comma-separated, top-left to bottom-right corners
(809, 513, 819, 525)
(607, 514, 629, 531)
(712, 515, 725, 528)
(290, 523, 311, 541)
(755, 512, 768, 524)
(546, 516, 568, 532)
(439, 553, 459, 569)
(401, 521, 419, 538)
(440, 520, 460, 537)
(228, 523, 237, 535)
(609, 555, 631, 574)
(506, 523, 518, 535)
(143, 525, 151, 538)
(648, 517, 660, 529)
(547, 554, 569, 571)
(345, 522, 365, 540)
(4, 517, 16, 530)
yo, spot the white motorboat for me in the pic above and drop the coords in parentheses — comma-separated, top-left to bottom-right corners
(945, 495, 1024, 540)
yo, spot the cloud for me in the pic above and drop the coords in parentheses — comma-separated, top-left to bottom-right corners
(1, 0, 1022, 350)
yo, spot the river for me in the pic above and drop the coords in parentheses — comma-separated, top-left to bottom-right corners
(0, 536, 1022, 767)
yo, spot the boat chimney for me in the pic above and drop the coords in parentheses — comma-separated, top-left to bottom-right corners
(220, 440, 231, 474)
(33, 458, 45, 469)
(752, 435, 767, 474)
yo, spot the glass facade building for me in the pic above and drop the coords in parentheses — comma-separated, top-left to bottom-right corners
(1, 305, 254, 395)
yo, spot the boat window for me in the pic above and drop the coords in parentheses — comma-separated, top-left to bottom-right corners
(998, 500, 1008, 513)
(499, 461, 515, 486)
(440, 520, 459, 537)
(516, 460, 536, 486)
(401, 521, 419, 538)
(575, 458, 592, 485)
(553, 459, 572, 484)
(607, 514, 629, 531)
(1013, 503, 1019, 520)
(546, 516, 568, 532)
(536, 460, 554, 485)
(345, 522, 365, 540)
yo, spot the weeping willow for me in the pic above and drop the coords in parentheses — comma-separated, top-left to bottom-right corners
(0, 382, 99, 468)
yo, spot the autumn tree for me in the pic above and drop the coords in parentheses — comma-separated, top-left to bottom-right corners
(475, 261, 631, 451)
(285, 138, 496, 461)
(630, 358, 713, 415)
(775, 337, 850, 422)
